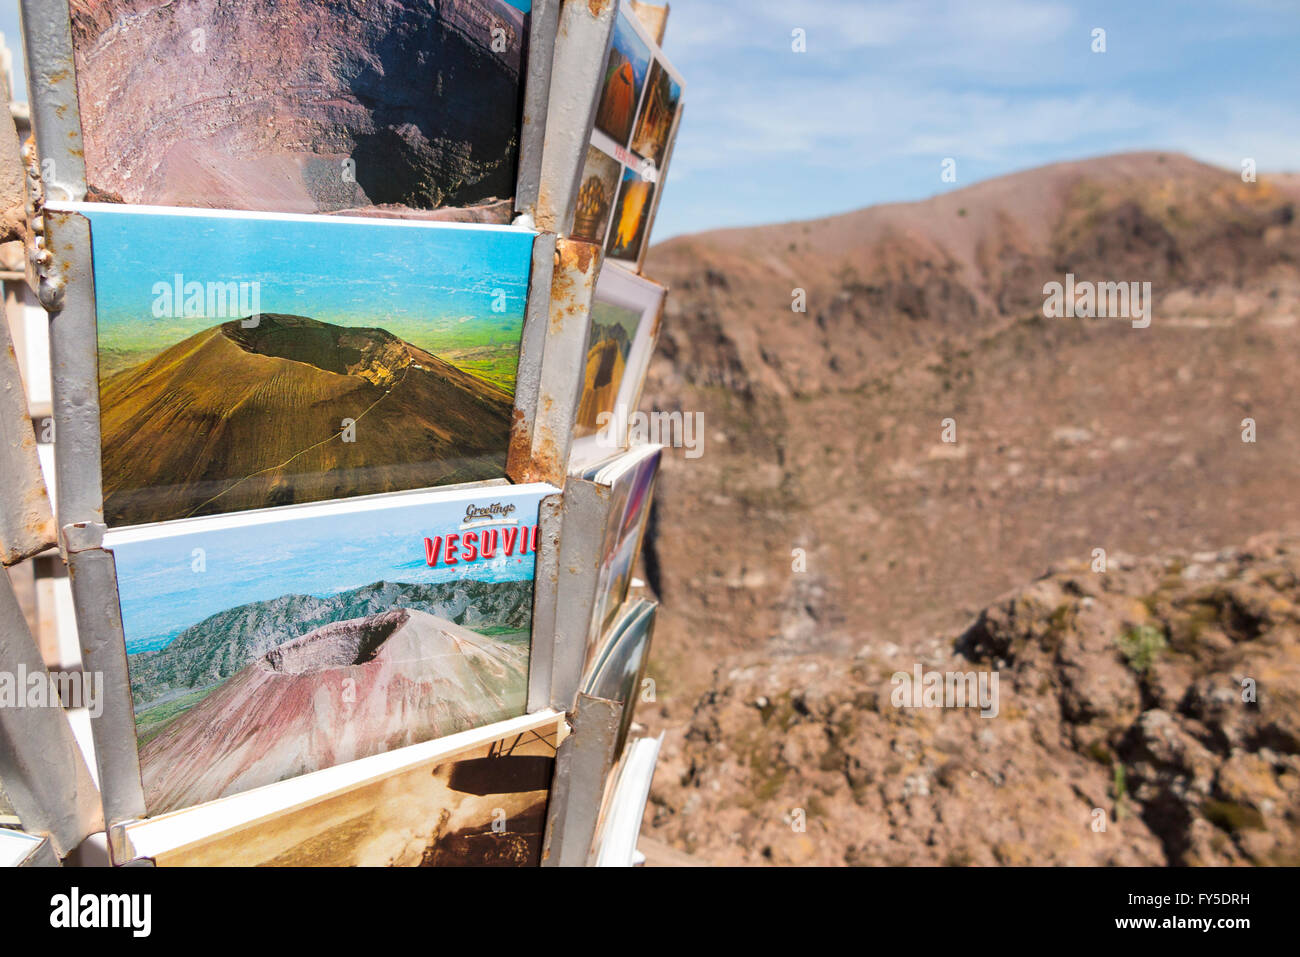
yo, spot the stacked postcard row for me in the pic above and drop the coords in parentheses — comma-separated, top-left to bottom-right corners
(9, 0, 684, 865)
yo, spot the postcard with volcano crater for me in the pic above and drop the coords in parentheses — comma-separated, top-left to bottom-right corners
(68, 0, 534, 223)
(75, 203, 535, 528)
(105, 481, 556, 816)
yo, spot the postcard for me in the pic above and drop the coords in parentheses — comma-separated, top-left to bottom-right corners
(567, 2, 683, 267)
(583, 598, 656, 762)
(570, 266, 665, 471)
(571, 146, 623, 245)
(118, 711, 565, 865)
(605, 165, 657, 265)
(105, 481, 557, 815)
(583, 445, 661, 645)
(593, 8, 652, 144)
(591, 730, 662, 866)
(69, 0, 534, 223)
(72, 203, 535, 527)
(629, 60, 682, 166)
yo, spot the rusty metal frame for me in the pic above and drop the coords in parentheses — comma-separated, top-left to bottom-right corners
(19, 0, 675, 868)
(508, 231, 558, 481)
(508, 237, 601, 486)
(548, 477, 613, 712)
(540, 692, 619, 866)
(534, 0, 616, 234)
(62, 520, 145, 826)
(546, 448, 661, 713)
(18, 0, 85, 208)
(0, 558, 103, 858)
(0, 285, 55, 563)
(526, 491, 564, 713)
(515, 0, 561, 222)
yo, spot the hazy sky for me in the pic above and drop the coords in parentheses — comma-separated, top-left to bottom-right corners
(651, 0, 1300, 239)
(6, 0, 1297, 243)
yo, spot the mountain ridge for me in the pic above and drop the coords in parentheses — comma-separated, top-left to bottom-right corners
(635, 151, 1300, 864)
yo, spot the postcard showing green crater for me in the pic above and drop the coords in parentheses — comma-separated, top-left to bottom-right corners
(80, 204, 535, 527)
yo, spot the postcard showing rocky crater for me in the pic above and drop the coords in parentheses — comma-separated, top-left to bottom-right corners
(69, 0, 533, 223)
(105, 482, 555, 815)
(79, 204, 535, 528)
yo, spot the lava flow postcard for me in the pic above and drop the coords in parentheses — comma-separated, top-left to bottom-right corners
(105, 481, 556, 815)
(77, 204, 535, 528)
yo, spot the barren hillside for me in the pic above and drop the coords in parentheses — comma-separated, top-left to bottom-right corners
(635, 152, 1300, 864)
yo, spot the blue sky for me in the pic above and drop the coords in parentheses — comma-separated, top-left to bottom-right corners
(110, 485, 547, 649)
(83, 206, 532, 353)
(649, 0, 1300, 239)
(7, 0, 1297, 244)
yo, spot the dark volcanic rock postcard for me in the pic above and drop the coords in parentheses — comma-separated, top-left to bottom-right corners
(105, 481, 556, 815)
(69, 0, 532, 223)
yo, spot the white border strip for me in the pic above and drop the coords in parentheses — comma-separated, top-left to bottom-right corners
(103, 480, 557, 546)
(0, 829, 49, 867)
(45, 201, 536, 235)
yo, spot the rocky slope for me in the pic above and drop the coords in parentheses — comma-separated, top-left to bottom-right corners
(640, 152, 1299, 664)
(140, 607, 529, 812)
(70, 0, 525, 219)
(634, 152, 1300, 864)
(644, 534, 1300, 865)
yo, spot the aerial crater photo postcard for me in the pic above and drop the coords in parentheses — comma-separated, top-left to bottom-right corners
(68, 0, 534, 222)
(74, 203, 535, 528)
(106, 482, 555, 814)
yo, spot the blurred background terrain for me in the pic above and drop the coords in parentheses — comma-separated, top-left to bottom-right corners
(635, 152, 1300, 865)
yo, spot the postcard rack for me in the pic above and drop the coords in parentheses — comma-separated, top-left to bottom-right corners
(0, 280, 102, 865)
(10, 0, 683, 867)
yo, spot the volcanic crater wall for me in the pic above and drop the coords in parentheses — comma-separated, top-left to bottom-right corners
(70, 0, 527, 215)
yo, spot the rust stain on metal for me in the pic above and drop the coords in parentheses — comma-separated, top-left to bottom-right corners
(531, 428, 562, 485)
(536, 184, 554, 232)
(505, 406, 533, 483)
(588, 0, 612, 16)
(649, 298, 665, 339)
(549, 240, 599, 333)
(562, 239, 596, 275)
